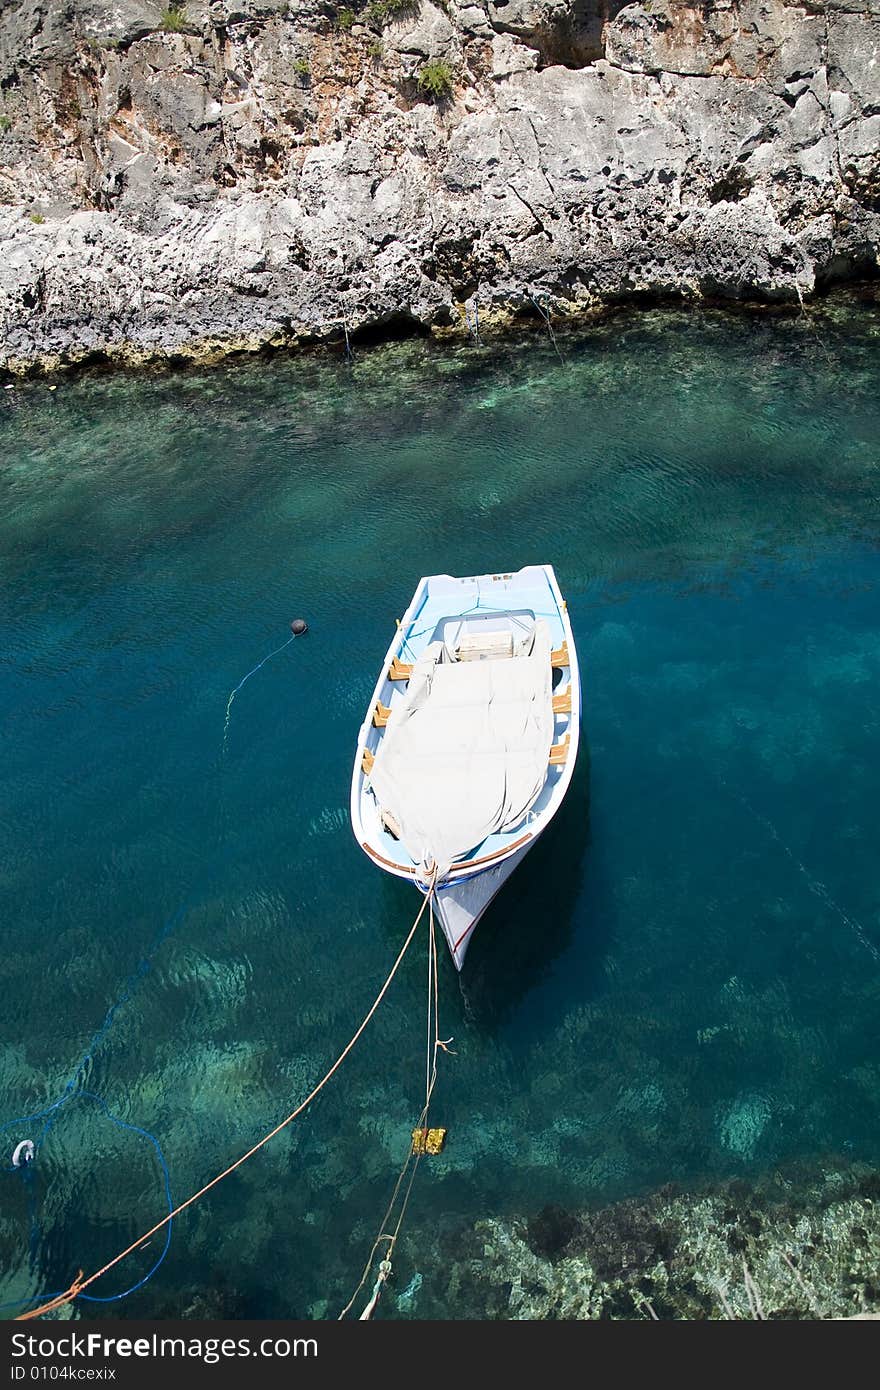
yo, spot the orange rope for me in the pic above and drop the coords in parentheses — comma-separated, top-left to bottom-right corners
(16, 894, 432, 1321)
(16, 1276, 84, 1322)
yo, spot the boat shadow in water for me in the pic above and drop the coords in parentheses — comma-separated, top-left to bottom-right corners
(375, 741, 603, 1027)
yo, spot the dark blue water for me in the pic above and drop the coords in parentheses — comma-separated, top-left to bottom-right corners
(1, 299, 879, 1318)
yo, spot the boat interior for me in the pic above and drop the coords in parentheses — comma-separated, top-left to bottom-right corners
(355, 569, 576, 878)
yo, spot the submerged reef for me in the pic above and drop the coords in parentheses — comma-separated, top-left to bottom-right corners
(0, 1, 878, 372)
(428, 1161, 880, 1319)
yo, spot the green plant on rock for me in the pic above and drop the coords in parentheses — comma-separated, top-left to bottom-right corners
(336, 7, 356, 30)
(84, 34, 121, 53)
(159, 4, 188, 32)
(417, 59, 454, 101)
(293, 56, 311, 76)
(0, 115, 11, 134)
(367, 0, 418, 28)
(368, 39, 384, 61)
(29, 211, 45, 224)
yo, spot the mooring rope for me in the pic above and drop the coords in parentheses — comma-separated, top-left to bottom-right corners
(0, 905, 188, 1313)
(0, 1094, 174, 1314)
(339, 877, 452, 1320)
(340, 312, 354, 364)
(464, 297, 482, 345)
(718, 774, 880, 965)
(16, 888, 434, 1321)
(222, 633, 296, 752)
(529, 293, 564, 366)
(6, 623, 308, 1315)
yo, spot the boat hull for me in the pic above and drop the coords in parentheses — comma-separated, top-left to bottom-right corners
(427, 843, 533, 970)
(351, 564, 580, 968)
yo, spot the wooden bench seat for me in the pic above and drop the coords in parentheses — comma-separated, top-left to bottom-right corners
(549, 733, 570, 766)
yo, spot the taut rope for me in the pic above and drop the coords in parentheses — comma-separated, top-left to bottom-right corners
(339, 873, 452, 1320)
(17, 889, 435, 1321)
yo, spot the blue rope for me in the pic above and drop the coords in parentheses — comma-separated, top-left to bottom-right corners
(71, 906, 186, 1090)
(0, 906, 185, 1311)
(0, 1091, 174, 1311)
(77, 1092, 174, 1304)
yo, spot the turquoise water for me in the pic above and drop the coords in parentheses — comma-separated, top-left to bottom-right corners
(1, 297, 880, 1318)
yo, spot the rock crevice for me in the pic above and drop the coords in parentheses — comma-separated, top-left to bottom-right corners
(0, 0, 877, 370)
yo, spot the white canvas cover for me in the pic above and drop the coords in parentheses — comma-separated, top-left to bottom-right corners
(369, 621, 554, 874)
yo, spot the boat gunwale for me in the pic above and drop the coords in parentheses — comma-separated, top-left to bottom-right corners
(360, 830, 534, 878)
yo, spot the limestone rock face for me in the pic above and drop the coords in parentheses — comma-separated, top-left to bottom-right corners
(386, 3, 456, 60)
(0, 0, 877, 369)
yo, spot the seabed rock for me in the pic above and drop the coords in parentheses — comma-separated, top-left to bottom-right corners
(435, 1161, 880, 1319)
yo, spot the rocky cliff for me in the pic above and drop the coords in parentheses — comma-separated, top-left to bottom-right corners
(0, 0, 878, 371)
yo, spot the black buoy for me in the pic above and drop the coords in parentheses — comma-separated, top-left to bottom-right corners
(290, 618, 308, 636)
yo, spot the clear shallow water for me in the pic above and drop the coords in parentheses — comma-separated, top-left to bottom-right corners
(1, 299, 880, 1318)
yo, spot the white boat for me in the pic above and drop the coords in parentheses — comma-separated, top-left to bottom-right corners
(350, 565, 580, 969)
